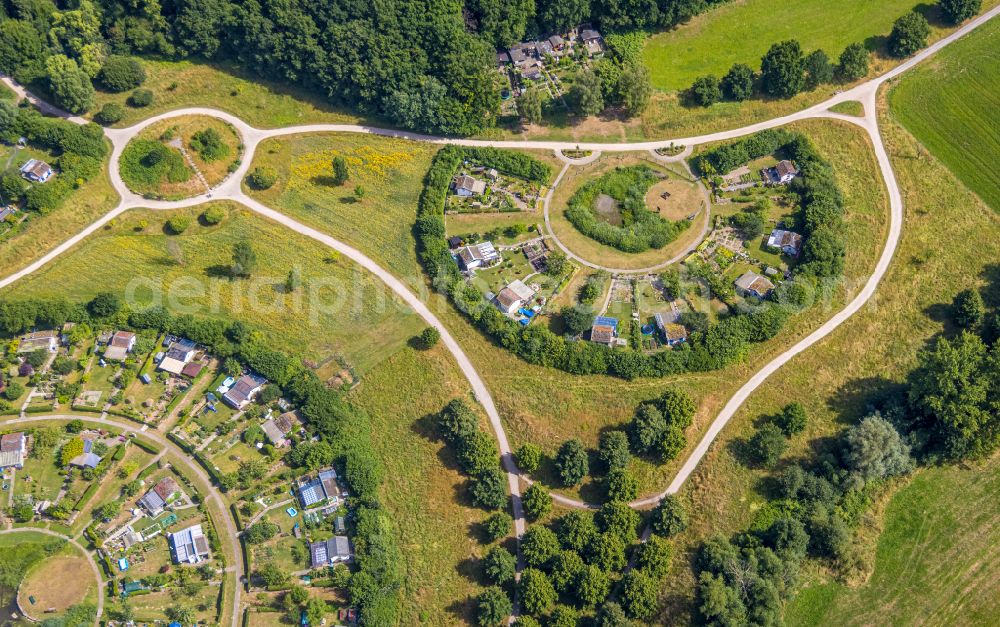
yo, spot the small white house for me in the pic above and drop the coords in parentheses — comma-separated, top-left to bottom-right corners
(19, 159, 53, 183)
(767, 229, 804, 256)
(495, 279, 535, 314)
(457, 241, 500, 271)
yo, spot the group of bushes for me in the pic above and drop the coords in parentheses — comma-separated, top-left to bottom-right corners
(435, 399, 510, 511)
(697, 285, 1000, 625)
(0, 102, 108, 214)
(687, 0, 981, 108)
(418, 146, 812, 380)
(564, 165, 688, 253)
(694, 128, 847, 280)
(120, 138, 191, 190)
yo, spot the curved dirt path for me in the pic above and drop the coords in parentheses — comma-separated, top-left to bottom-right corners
(0, 2, 995, 585)
(0, 527, 104, 625)
(0, 414, 243, 627)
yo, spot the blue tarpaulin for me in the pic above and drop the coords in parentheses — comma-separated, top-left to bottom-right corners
(519, 308, 536, 318)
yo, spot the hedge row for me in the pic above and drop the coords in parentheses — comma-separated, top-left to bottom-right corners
(130, 437, 161, 455)
(73, 482, 100, 511)
(415, 146, 795, 380)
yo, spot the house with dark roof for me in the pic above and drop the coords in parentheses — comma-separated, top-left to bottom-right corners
(169, 524, 210, 564)
(103, 330, 136, 361)
(548, 34, 565, 50)
(766, 229, 803, 256)
(762, 160, 799, 185)
(580, 29, 605, 54)
(298, 468, 343, 508)
(0, 432, 26, 469)
(222, 373, 267, 410)
(310, 536, 353, 568)
(261, 414, 294, 448)
(735, 271, 775, 299)
(19, 159, 53, 183)
(138, 476, 181, 516)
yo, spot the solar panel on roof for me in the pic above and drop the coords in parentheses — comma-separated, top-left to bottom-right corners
(594, 316, 618, 328)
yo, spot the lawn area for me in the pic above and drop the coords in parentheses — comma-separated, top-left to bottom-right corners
(0, 531, 72, 615)
(446, 212, 544, 247)
(17, 554, 96, 619)
(16, 444, 66, 503)
(548, 154, 708, 270)
(644, 0, 918, 91)
(120, 115, 242, 200)
(0, 150, 118, 278)
(888, 16, 1000, 212)
(785, 454, 1000, 626)
(433, 117, 888, 502)
(0, 203, 423, 374)
(246, 133, 437, 280)
(348, 343, 490, 626)
(653, 92, 1000, 622)
(90, 59, 367, 129)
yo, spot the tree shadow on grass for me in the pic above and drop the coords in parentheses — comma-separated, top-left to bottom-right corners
(204, 264, 233, 279)
(979, 263, 1000, 308)
(825, 376, 906, 423)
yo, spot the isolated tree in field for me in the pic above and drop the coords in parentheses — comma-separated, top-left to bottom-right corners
(46, 54, 95, 114)
(939, 0, 980, 23)
(889, 12, 931, 58)
(562, 304, 595, 336)
(838, 43, 870, 80)
(166, 216, 191, 234)
(331, 156, 349, 185)
(483, 545, 516, 584)
(128, 89, 154, 108)
(470, 468, 508, 510)
(747, 423, 787, 467)
(202, 206, 225, 225)
(844, 414, 914, 482)
(689, 75, 721, 106)
(545, 251, 569, 277)
(516, 443, 542, 473)
(775, 402, 808, 436)
(190, 128, 229, 162)
(722, 63, 755, 101)
(285, 267, 302, 292)
(522, 525, 561, 567)
(630, 403, 666, 454)
(482, 511, 512, 542)
(760, 40, 806, 98)
(100, 55, 146, 92)
(555, 438, 589, 486)
(650, 494, 687, 537)
(519, 568, 556, 616)
(571, 68, 604, 117)
(476, 586, 512, 626)
(247, 166, 278, 190)
(908, 332, 995, 460)
(418, 326, 440, 349)
(619, 64, 652, 117)
(232, 240, 257, 277)
(804, 49, 833, 89)
(522, 483, 552, 520)
(95, 102, 125, 125)
(598, 430, 631, 472)
(519, 87, 543, 125)
(953, 288, 985, 329)
(3, 381, 24, 401)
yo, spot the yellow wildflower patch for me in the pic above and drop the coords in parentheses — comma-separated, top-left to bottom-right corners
(289, 145, 415, 190)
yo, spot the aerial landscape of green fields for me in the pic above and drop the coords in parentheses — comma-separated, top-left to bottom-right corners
(0, 0, 998, 625)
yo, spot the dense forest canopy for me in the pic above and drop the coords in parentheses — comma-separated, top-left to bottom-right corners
(0, 0, 724, 134)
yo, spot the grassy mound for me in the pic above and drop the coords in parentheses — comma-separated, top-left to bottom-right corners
(564, 165, 688, 253)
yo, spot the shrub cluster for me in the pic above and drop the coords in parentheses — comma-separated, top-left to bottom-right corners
(435, 399, 508, 510)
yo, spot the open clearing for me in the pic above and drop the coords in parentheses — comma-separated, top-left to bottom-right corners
(246, 133, 438, 279)
(91, 59, 366, 129)
(17, 554, 94, 617)
(349, 344, 487, 625)
(0, 203, 423, 373)
(888, 16, 1000, 212)
(655, 91, 1000, 622)
(643, 0, 982, 90)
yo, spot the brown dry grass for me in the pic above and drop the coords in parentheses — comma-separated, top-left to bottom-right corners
(17, 555, 94, 616)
